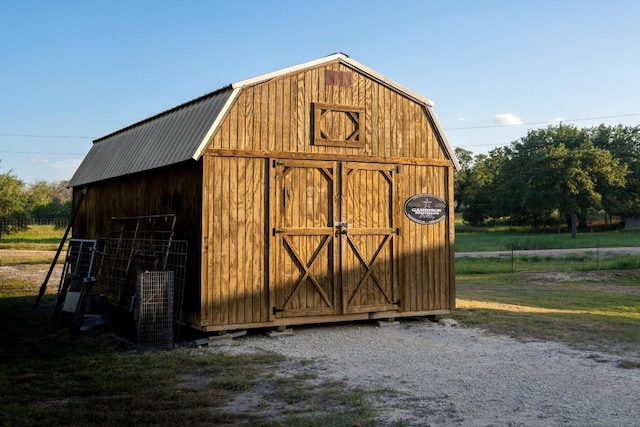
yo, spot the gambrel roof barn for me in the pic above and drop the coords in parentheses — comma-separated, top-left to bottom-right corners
(69, 53, 460, 332)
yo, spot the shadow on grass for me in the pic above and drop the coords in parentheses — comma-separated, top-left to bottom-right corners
(0, 294, 382, 427)
(455, 306, 638, 351)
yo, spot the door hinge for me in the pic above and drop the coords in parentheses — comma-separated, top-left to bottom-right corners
(395, 165, 401, 174)
(272, 306, 285, 315)
(393, 300, 401, 306)
(272, 228, 284, 236)
(395, 227, 401, 236)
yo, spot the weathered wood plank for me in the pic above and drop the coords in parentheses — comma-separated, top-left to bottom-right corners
(211, 157, 223, 325)
(448, 165, 456, 309)
(201, 158, 214, 326)
(206, 149, 455, 168)
(229, 158, 239, 324)
(296, 71, 306, 152)
(220, 157, 231, 324)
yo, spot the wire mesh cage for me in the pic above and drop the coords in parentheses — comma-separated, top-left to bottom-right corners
(136, 270, 174, 350)
(93, 215, 188, 343)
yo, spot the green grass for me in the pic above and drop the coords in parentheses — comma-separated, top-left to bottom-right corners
(456, 227, 640, 252)
(0, 224, 66, 250)
(0, 263, 382, 426)
(453, 270, 640, 357)
(456, 253, 640, 274)
(0, 251, 63, 266)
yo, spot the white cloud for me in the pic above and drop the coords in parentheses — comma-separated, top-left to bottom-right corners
(50, 158, 82, 171)
(29, 158, 50, 164)
(493, 113, 523, 126)
(458, 117, 467, 122)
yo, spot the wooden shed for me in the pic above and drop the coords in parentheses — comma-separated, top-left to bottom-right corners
(69, 53, 460, 332)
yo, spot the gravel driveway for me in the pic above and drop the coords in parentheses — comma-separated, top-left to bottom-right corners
(221, 320, 640, 426)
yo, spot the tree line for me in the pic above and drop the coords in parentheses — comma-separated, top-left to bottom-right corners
(0, 166, 71, 235)
(455, 124, 640, 237)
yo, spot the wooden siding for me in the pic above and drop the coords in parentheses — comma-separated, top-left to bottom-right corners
(197, 59, 456, 330)
(200, 157, 455, 329)
(396, 164, 454, 313)
(70, 58, 455, 332)
(201, 156, 268, 328)
(206, 61, 449, 161)
(72, 162, 204, 324)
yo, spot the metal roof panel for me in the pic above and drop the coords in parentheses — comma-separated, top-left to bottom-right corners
(68, 86, 234, 186)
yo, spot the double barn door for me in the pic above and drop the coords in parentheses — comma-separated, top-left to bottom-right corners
(270, 159, 399, 319)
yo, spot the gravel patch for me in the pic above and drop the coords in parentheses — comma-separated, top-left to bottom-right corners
(218, 320, 640, 426)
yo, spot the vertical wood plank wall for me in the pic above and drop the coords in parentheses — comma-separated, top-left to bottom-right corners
(210, 62, 449, 160)
(201, 60, 455, 329)
(72, 163, 204, 324)
(201, 156, 268, 326)
(396, 164, 451, 312)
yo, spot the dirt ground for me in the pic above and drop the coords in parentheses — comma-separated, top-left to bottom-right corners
(217, 320, 640, 426)
(0, 263, 62, 289)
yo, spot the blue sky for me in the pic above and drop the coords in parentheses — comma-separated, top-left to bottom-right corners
(1, 0, 639, 184)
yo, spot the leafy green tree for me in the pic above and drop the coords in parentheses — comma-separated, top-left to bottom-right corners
(461, 148, 507, 225)
(494, 125, 627, 237)
(454, 147, 474, 212)
(492, 142, 559, 227)
(590, 125, 640, 218)
(26, 180, 72, 219)
(0, 165, 27, 236)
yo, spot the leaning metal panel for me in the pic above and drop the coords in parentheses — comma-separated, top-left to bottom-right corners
(55, 238, 98, 298)
(164, 240, 188, 338)
(93, 214, 187, 342)
(95, 215, 176, 311)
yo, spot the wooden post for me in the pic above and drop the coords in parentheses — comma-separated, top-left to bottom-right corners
(34, 186, 87, 308)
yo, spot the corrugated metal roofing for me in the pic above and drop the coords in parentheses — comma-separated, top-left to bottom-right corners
(68, 86, 235, 186)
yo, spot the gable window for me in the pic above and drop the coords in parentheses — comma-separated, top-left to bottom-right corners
(312, 103, 364, 148)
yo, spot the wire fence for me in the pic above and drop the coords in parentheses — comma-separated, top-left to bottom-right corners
(0, 218, 69, 238)
(456, 247, 640, 274)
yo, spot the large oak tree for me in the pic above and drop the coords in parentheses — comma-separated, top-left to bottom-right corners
(458, 124, 632, 236)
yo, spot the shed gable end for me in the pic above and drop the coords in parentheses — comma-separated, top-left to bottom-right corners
(206, 60, 451, 162)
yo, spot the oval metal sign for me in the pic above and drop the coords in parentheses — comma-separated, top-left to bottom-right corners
(403, 194, 447, 225)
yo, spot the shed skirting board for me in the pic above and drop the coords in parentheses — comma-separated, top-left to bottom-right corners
(193, 309, 452, 332)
